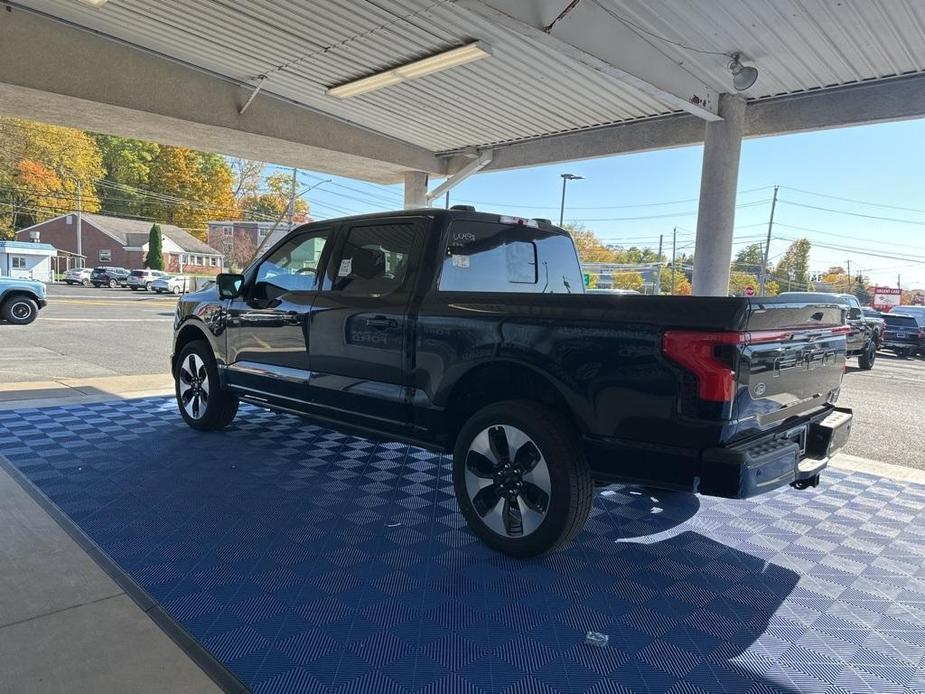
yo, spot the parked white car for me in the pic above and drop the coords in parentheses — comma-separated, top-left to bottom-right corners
(126, 269, 170, 291)
(63, 268, 92, 286)
(151, 275, 190, 294)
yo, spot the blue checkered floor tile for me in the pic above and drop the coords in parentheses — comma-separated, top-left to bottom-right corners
(2, 397, 924, 693)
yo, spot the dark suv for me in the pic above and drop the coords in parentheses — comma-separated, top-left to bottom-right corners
(90, 266, 130, 288)
(882, 313, 924, 357)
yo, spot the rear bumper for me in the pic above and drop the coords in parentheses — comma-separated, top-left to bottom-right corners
(699, 407, 852, 498)
(584, 406, 852, 500)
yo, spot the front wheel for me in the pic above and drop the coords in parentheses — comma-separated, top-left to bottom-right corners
(175, 340, 239, 430)
(171, 285, 181, 295)
(858, 341, 876, 370)
(145, 282, 152, 291)
(1, 296, 39, 325)
(453, 400, 593, 557)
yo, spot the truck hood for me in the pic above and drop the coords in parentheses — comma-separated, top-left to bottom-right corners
(0, 277, 46, 295)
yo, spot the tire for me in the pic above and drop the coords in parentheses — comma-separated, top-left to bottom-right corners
(453, 400, 593, 557)
(171, 285, 181, 295)
(108, 278, 118, 288)
(1, 296, 39, 325)
(858, 341, 876, 370)
(145, 282, 152, 291)
(175, 340, 239, 431)
(82, 279, 91, 287)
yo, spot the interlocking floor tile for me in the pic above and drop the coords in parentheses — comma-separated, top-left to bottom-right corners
(2, 396, 924, 693)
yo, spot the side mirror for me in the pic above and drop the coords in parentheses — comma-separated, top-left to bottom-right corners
(216, 273, 244, 299)
(848, 307, 862, 320)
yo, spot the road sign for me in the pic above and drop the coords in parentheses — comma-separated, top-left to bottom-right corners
(745, 286, 755, 296)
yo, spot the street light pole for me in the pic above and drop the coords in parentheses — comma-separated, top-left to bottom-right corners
(76, 180, 83, 268)
(558, 173, 583, 226)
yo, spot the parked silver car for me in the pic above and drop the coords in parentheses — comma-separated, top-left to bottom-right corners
(63, 267, 92, 286)
(151, 275, 190, 294)
(126, 269, 170, 291)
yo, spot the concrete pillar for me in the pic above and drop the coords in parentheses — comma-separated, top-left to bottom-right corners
(692, 94, 746, 296)
(403, 171, 429, 209)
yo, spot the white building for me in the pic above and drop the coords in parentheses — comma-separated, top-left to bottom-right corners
(0, 240, 56, 282)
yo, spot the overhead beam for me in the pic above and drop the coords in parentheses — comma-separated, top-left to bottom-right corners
(426, 151, 493, 203)
(0, 7, 441, 184)
(456, 0, 720, 121)
(444, 73, 925, 174)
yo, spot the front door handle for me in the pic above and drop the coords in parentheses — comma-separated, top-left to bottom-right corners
(366, 316, 397, 329)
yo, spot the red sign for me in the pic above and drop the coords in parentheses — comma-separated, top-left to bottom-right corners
(744, 286, 755, 297)
(872, 286, 901, 310)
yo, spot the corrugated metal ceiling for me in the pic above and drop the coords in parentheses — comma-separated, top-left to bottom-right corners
(15, 0, 925, 153)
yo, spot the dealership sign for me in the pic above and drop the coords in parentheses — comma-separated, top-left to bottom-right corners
(872, 286, 902, 310)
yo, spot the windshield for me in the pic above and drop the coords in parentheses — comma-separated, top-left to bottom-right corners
(884, 314, 918, 327)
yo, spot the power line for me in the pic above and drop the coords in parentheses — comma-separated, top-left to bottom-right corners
(781, 185, 925, 215)
(778, 199, 925, 227)
(774, 222, 925, 253)
(567, 199, 771, 223)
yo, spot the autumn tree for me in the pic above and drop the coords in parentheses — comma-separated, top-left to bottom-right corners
(0, 118, 103, 238)
(238, 170, 309, 223)
(612, 271, 645, 291)
(143, 147, 237, 238)
(564, 224, 616, 263)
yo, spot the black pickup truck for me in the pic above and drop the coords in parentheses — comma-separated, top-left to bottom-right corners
(172, 209, 853, 556)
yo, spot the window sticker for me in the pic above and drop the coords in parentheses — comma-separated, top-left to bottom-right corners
(338, 258, 352, 276)
(451, 254, 470, 269)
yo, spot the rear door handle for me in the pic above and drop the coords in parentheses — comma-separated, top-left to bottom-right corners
(366, 316, 397, 329)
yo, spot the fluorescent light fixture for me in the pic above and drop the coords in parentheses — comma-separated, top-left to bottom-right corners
(327, 41, 490, 98)
(78, 0, 109, 6)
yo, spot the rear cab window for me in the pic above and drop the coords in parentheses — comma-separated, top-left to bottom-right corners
(438, 220, 583, 294)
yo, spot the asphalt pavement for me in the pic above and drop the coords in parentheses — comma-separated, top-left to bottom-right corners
(0, 283, 174, 382)
(2, 283, 924, 470)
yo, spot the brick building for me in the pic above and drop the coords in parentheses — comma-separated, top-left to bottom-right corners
(16, 213, 224, 274)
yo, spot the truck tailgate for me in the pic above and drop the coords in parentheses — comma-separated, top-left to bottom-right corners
(734, 298, 847, 435)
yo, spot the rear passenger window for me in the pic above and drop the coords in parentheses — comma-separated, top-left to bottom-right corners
(439, 221, 582, 293)
(332, 222, 416, 297)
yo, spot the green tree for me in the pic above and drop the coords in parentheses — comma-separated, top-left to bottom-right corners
(732, 243, 767, 275)
(145, 223, 164, 269)
(773, 238, 812, 291)
(93, 134, 160, 218)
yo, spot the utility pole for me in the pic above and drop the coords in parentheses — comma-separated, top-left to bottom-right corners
(287, 167, 298, 229)
(759, 185, 779, 296)
(655, 233, 663, 295)
(846, 259, 851, 293)
(670, 226, 677, 295)
(76, 180, 83, 268)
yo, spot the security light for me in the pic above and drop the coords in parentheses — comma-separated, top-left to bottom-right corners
(728, 53, 758, 91)
(78, 0, 108, 6)
(327, 42, 491, 98)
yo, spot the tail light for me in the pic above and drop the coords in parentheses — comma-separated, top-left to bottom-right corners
(661, 328, 845, 402)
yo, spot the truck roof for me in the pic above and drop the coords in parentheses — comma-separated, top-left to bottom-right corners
(296, 207, 566, 233)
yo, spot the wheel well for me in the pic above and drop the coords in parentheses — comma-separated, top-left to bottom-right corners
(443, 363, 579, 443)
(1, 291, 39, 306)
(172, 323, 209, 374)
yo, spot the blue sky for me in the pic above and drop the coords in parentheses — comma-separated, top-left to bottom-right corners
(280, 117, 925, 290)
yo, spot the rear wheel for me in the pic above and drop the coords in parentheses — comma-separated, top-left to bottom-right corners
(171, 285, 181, 295)
(858, 341, 876, 370)
(1, 296, 39, 325)
(82, 278, 91, 287)
(453, 400, 593, 557)
(145, 282, 152, 291)
(175, 340, 238, 430)
(108, 278, 118, 288)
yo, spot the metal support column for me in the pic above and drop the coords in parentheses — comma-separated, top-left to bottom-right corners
(692, 94, 746, 296)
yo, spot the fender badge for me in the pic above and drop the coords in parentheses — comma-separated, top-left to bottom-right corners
(754, 382, 767, 396)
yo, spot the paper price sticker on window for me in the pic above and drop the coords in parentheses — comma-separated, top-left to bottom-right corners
(451, 254, 470, 269)
(338, 258, 352, 276)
